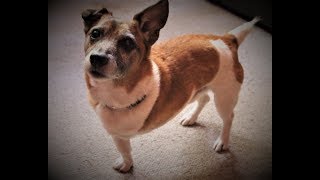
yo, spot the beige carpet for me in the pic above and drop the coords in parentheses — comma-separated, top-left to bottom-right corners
(48, 0, 272, 179)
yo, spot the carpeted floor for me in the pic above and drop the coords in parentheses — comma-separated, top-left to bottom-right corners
(48, 0, 272, 179)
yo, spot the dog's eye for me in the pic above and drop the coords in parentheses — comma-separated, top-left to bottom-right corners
(90, 29, 101, 40)
(118, 37, 136, 52)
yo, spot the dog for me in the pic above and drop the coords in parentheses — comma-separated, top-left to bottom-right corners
(81, 0, 260, 173)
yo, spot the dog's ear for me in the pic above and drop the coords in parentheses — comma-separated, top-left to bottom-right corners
(133, 0, 169, 46)
(81, 8, 112, 33)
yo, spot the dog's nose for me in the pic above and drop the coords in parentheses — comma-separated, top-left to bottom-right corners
(90, 54, 108, 67)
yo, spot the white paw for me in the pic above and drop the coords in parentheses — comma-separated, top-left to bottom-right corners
(180, 116, 197, 126)
(113, 158, 133, 173)
(213, 137, 229, 152)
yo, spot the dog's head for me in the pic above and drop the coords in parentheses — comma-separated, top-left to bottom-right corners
(81, 0, 168, 80)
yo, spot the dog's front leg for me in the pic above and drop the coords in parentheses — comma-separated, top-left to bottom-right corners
(112, 136, 133, 173)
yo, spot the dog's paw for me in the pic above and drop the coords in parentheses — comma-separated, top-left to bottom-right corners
(180, 116, 197, 126)
(213, 137, 229, 152)
(113, 158, 133, 173)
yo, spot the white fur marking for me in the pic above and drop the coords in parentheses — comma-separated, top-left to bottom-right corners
(209, 39, 240, 90)
(125, 33, 135, 40)
(94, 60, 160, 138)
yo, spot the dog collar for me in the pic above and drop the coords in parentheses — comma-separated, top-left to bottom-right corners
(104, 94, 147, 111)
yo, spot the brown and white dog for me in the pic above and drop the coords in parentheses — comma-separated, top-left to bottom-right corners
(81, 0, 259, 173)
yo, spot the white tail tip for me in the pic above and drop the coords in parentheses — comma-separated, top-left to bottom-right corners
(228, 16, 261, 45)
(251, 16, 262, 24)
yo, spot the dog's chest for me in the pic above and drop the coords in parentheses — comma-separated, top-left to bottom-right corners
(95, 103, 152, 137)
(90, 61, 160, 137)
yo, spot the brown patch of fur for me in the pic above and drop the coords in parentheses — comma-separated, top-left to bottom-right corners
(220, 34, 244, 83)
(139, 34, 220, 132)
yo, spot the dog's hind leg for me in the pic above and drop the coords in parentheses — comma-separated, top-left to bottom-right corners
(180, 88, 210, 126)
(212, 83, 241, 152)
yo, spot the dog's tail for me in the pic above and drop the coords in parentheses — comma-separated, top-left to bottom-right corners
(227, 16, 261, 45)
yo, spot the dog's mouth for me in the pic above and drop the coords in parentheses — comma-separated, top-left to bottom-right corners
(89, 69, 105, 78)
